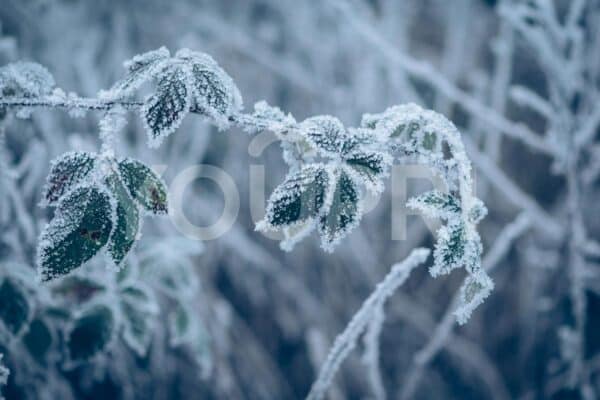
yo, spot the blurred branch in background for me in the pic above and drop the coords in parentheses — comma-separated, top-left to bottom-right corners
(0, 0, 598, 399)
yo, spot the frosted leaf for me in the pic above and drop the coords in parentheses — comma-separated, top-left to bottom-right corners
(258, 164, 329, 230)
(119, 283, 159, 314)
(454, 270, 494, 325)
(0, 277, 30, 336)
(67, 304, 114, 362)
(361, 103, 489, 318)
(142, 65, 190, 148)
(431, 221, 466, 277)
(244, 100, 296, 135)
(182, 50, 243, 129)
(463, 233, 483, 275)
(154, 263, 197, 298)
(102, 47, 170, 99)
(253, 100, 286, 120)
(407, 190, 461, 220)
(23, 318, 52, 365)
(318, 170, 361, 252)
(361, 104, 423, 139)
(137, 239, 200, 299)
(300, 116, 347, 155)
(41, 151, 96, 206)
(262, 165, 365, 251)
(468, 198, 487, 224)
(37, 186, 114, 282)
(117, 158, 168, 215)
(121, 301, 152, 356)
(0, 61, 55, 98)
(252, 101, 296, 129)
(361, 104, 440, 153)
(50, 275, 106, 304)
(341, 127, 378, 154)
(343, 150, 392, 194)
(124, 46, 170, 73)
(432, 222, 483, 283)
(105, 174, 140, 268)
(120, 297, 155, 357)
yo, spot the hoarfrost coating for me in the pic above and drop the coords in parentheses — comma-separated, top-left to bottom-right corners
(0, 1, 599, 399)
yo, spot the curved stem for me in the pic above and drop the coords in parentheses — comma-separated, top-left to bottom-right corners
(306, 248, 430, 400)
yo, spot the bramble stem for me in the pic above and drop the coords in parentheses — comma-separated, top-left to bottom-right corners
(0, 96, 143, 110)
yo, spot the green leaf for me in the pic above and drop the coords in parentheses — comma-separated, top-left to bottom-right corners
(42, 152, 95, 206)
(0, 278, 30, 335)
(455, 271, 494, 324)
(125, 47, 171, 74)
(301, 116, 347, 155)
(120, 300, 153, 357)
(142, 65, 190, 148)
(118, 284, 159, 355)
(407, 190, 461, 220)
(23, 318, 52, 364)
(67, 305, 114, 361)
(0, 61, 55, 98)
(188, 62, 242, 127)
(119, 283, 158, 313)
(468, 198, 487, 224)
(108, 47, 170, 97)
(118, 158, 168, 215)
(262, 164, 329, 228)
(37, 187, 113, 282)
(106, 174, 140, 267)
(340, 128, 377, 154)
(318, 170, 360, 251)
(431, 221, 466, 277)
(344, 151, 390, 193)
(140, 254, 196, 298)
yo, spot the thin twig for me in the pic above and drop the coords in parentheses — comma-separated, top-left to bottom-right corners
(327, 0, 554, 156)
(306, 248, 430, 400)
(0, 96, 143, 110)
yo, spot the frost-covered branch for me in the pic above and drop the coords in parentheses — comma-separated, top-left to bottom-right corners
(1, 47, 491, 323)
(306, 248, 430, 400)
(361, 303, 385, 400)
(0, 44, 496, 398)
(0, 95, 143, 111)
